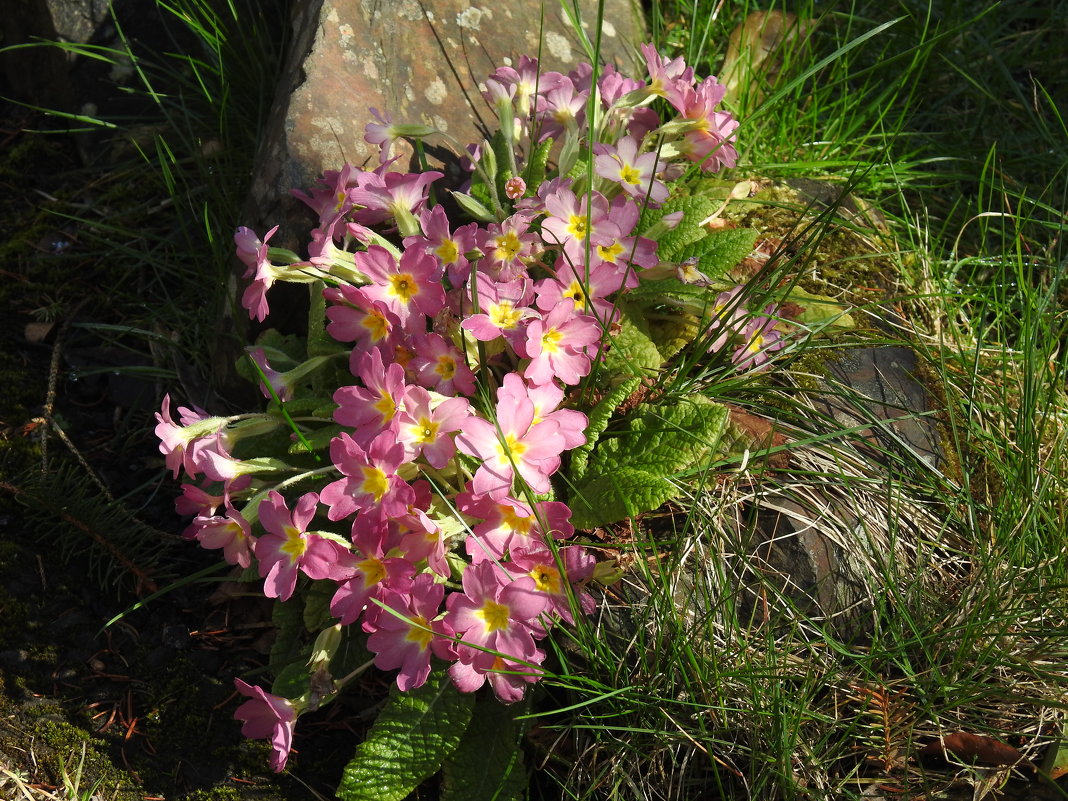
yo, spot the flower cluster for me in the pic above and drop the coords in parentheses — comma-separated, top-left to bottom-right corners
(157, 44, 760, 772)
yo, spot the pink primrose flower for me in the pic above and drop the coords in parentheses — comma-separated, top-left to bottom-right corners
(444, 561, 548, 655)
(290, 163, 363, 224)
(155, 395, 229, 479)
(364, 573, 449, 692)
(443, 561, 550, 702)
(677, 77, 739, 172)
(497, 372, 587, 451)
(535, 76, 586, 141)
(506, 545, 597, 628)
(329, 513, 416, 625)
(397, 386, 471, 469)
(324, 285, 404, 358)
(355, 244, 445, 326)
(477, 212, 538, 281)
(408, 332, 476, 397)
(404, 205, 478, 288)
(449, 648, 547, 703)
(454, 393, 567, 499)
(640, 43, 695, 111)
(191, 504, 253, 568)
(535, 256, 625, 323)
(254, 491, 350, 601)
(319, 431, 415, 521)
(458, 490, 574, 563)
(732, 314, 786, 371)
(461, 273, 537, 345)
(233, 679, 298, 772)
(333, 349, 407, 447)
(488, 55, 546, 118)
(248, 347, 293, 402)
(519, 299, 601, 386)
(364, 107, 401, 163)
(540, 186, 620, 262)
(593, 136, 668, 205)
(348, 169, 442, 229)
(234, 225, 281, 322)
(706, 286, 749, 354)
(392, 508, 450, 577)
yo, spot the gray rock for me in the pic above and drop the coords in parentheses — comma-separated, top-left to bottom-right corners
(242, 0, 647, 248)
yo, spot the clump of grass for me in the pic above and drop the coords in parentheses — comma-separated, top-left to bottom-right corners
(531, 2, 1068, 799)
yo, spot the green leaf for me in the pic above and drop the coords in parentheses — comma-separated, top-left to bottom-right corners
(570, 467, 681, 529)
(289, 423, 343, 454)
(272, 657, 311, 700)
(523, 137, 553, 192)
(337, 671, 475, 801)
(441, 694, 529, 801)
(450, 190, 496, 223)
(602, 303, 662, 378)
(569, 377, 641, 483)
(303, 580, 336, 632)
(570, 397, 731, 527)
(781, 286, 856, 330)
(269, 596, 304, 676)
(586, 396, 730, 479)
(651, 194, 720, 260)
(648, 310, 703, 362)
(674, 227, 759, 282)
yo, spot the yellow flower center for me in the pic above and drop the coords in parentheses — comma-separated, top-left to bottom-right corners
(280, 525, 306, 560)
(356, 556, 387, 587)
(541, 326, 564, 354)
(529, 563, 562, 594)
(362, 309, 391, 342)
(435, 356, 456, 379)
(388, 273, 418, 303)
(373, 392, 397, 421)
(566, 214, 588, 240)
(476, 600, 510, 632)
(500, 505, 534, 536)
(618, 163, 642, 185)
(496, 432, 527, 463)
(404, 615, 434, 649)
(411, 415, 439, 444)
(563, 281, 587, 310)
(494, 231, 522, 262)
(597, 242, 625, 263)
(748, 332, 765, 354)
(361, 466, 390, 501)
(488, 301, 523, 331)
(435, 239, 459, 264)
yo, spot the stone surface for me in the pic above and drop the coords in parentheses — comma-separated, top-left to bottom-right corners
(243, 0, 647, 248)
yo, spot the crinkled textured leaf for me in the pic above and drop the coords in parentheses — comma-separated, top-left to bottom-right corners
(674, 227, 759, 282)
(651, 194, 720, 261)
(289, 423, 343, 455)
(337, 671, 474, 801)
(586, 396, 729, 479)
(627, 275, 713, 308)
(648, 311, 703, 362)
(782, 286, 856, 329)
(303, 580, 335, 632)
(524, 138, 553, 192)
(569, 377, 642, 482)
(603, 303, 662, 378)
(571, 397, 730, 527)
(570, 467, 679, 529)
(269, 597, 304, 676)
(440, 694, 529, 801)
